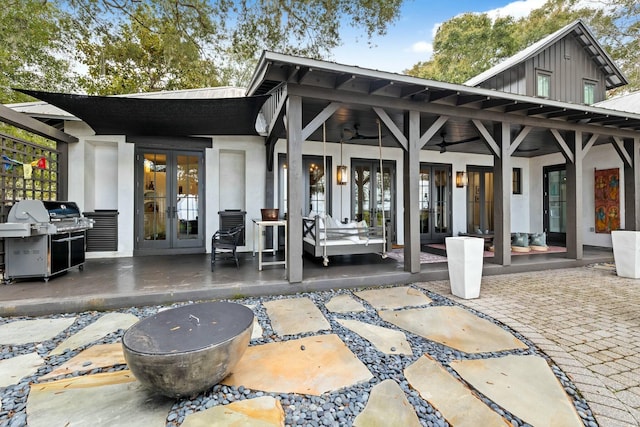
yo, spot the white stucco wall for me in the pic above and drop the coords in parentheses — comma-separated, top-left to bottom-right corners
(207, 136, 266, 253)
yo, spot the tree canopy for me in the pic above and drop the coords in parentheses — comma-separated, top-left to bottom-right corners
(0, 0, 404, 100)
(405, 0, 640, 94)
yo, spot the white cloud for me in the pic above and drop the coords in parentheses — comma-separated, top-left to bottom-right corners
(410, 41, 433, 54)
(486, 0, 547, 20)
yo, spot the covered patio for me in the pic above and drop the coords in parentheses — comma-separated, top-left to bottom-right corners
(0, 246, 613, 316)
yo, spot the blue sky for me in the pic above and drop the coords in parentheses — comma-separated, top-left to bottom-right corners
(332, 0, 547, 73)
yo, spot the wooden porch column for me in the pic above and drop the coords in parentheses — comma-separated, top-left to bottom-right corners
(492, 122, 512, 266)
(624, 137, 640, 230)
(404, 110, 421, 273)
(566, 131, 583, 259)
(286, 95, 303, 283)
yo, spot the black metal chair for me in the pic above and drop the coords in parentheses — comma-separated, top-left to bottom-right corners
(211, 225, 244, 270)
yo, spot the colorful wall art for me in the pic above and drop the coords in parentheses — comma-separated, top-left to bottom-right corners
(594, 168, 620, 233)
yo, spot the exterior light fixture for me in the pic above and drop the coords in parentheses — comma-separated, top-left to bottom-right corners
(337, 165, 348, 185)
(456, 171, 468, 188)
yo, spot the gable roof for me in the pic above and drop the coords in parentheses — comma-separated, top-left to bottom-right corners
(465, 19, 627, 90)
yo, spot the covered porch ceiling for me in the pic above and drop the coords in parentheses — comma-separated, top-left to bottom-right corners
(248, 51, 640, 159)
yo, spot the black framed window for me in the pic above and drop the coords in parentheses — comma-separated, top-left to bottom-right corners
(512, 168, 522, 194)
(583, 80, 596, 105)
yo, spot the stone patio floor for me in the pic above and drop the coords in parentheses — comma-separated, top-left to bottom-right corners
(0, 264, 638, 426)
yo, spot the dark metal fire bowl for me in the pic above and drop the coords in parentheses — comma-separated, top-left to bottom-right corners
(122, 301, 254, 398)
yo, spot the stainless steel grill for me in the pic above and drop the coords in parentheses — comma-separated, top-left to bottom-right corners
(0, 200, 94, 282)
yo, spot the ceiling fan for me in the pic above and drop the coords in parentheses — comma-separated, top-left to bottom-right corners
(435, 131, 480, 153)
(342, 124, 379, 141)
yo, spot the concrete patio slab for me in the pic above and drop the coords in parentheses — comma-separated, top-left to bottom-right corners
(27, 370, 172, 427)
(50, 313, 138, 355)
(353, 379, 421, 427)
(355, 286, 432, 310)
(40, 343, 125, 381)
(336, 318, 412, 356)
(0, 353, 44, 388)
(181, 396, 285, 427)
(405, 355, 509, 427)
(379, 305, 527, 353)
(325, 294, 366, 313)
(222, 334, 373, 395)
(0, 317, 75, 345)
(451, 354, 584, 427)
(263, 297, 330, 336)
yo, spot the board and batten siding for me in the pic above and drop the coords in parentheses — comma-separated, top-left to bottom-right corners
(478, 33, 607, 104)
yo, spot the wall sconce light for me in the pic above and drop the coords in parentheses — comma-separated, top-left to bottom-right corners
(337, 165, 348, 185)
(456, 171, 468, 188)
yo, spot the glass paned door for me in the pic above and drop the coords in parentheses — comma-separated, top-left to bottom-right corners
(138, 149, 203, 251)
(352, 159, 395, 242)
(466, 168, 494, 234)
(420, 164, 451, 243)
(544, 165, 566, 243)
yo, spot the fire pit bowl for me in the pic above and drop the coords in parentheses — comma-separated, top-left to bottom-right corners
(122, 301, 254, 398)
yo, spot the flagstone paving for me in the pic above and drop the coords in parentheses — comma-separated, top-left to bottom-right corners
(353, 379, 421, 427)
(40, 343, 125, 381)
(0, 353, 44, 388)
(380, 305, 528, 353)
(263, 297, 330, 336)
(405, 354, 510, 427)
(0, 317, 75, 345)
(49, 312, 138, 355)
(355, 285, 432, 309)
(26, 370, 173, 427)
(222, 334, 373, 395)
(336, 318, 413, 356)
(451, 354, 584, 427)
(181, 396, 285, 427)
(325, 294, 366, 313)
(0, 284, 600, 426)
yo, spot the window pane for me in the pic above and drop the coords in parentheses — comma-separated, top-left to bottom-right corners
(584, 83, 595, 104)
(537, 73, 550, 98)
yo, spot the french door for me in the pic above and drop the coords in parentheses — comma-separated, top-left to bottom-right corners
(543, 165, 566, 244)
(136, 149, 204, 252)
(352, 159, 395, 243)
(419, 164, 451, 243)
(466, 167, 494, 235)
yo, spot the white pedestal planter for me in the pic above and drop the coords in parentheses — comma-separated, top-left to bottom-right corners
(611, 230, 640, 279)
(445, 237, 484, 299)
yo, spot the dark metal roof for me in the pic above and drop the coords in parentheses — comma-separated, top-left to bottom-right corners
(16, 89, 269, 137)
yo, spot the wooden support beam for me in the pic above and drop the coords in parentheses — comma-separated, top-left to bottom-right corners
(581, 133, 599, 159)
(492, 122, 512, 266)
(286, 95, 304, 283)
(0, 104, 78, 144)
(550, 129, 574, 163)
(508, 126, 532, 156)
(369, 80, 393, 95)
(404, 110, 421, 274)
(613, 136, 633, 166)
(565, 131, 583, 260)
(400, 85, 428, 98)
(301, 102, 341, 141)
(418, 116, 448, 149)
(472, 119, 500, 157)
(624, 138, 640, 230)
(373, 107, 407, 150)
(335, 74, 356, 89)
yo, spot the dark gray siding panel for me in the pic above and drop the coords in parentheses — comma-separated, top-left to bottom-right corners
(478, 34, 608, 103)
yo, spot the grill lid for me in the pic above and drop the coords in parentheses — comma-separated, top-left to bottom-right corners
(8, 200, 82, 223)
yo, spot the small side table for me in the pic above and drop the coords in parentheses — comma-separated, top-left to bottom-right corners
(252, 219, 287, 271)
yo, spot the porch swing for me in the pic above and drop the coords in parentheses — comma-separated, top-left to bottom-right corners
(302, 121, 388, 266)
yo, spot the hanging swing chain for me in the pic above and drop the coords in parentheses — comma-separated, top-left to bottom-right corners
(377, 119, 386, 247)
